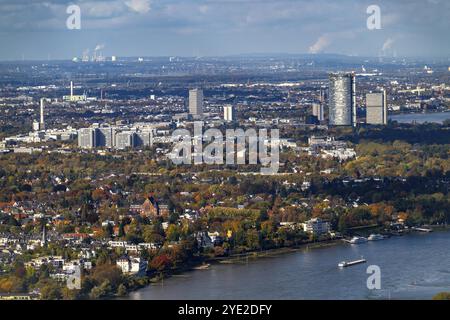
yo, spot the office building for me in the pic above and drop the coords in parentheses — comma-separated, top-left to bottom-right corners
(312, 103, 324, 121)
(302, 218, 330, 236)
(135, 130, 153, 147)
(328, 73, 356, 126)
(39, 98, 45, 130)
(189, 89, 203, 116)
(223, 105, 235, 122)
(78, 128, 96, 149)
(366, 90, 387, 125)
(115, 131, 135, 150)
(97, 127, 114, 148)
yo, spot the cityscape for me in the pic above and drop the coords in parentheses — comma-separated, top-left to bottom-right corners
(0, 0, 450, 306)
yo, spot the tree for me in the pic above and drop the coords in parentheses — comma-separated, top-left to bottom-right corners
(39, 282, 62, 300)
(338, 214, 347, 233)
(89, 280, 112, 299)
(149, 254, 173, 273)
(91, 264, 122, 289)
(117, 283, 127, 297)
(433, 292, 450, 300)
(166, 224, 181, 242)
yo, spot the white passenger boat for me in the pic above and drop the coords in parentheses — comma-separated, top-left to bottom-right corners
(368, 234, 385, 241)
(349, 236, 368, 244)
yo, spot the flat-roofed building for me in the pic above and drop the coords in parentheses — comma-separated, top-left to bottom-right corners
(189, 89, 203, 116)
(366, 90, 387, 125)
(115, 131, 135, 150)
(223, 104, 235, 122)
(78, 128, 96, 149)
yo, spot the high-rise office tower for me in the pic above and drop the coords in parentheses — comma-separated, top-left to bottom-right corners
(97, 127, 114, 148)
(189, 89, 203, 116)
(115, 131, 135, 150)
(40, 98, 45, 130)
(223, 105, 235, 122)
(366, 90, 388, 125)
(312, 103, 324, 121)
(78, 128, 96, 149)
(328, 73, 356, 126)
(135, 130, 153, 147)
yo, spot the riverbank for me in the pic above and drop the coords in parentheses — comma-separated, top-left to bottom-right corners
(118, 238, 343, 298)
(125, 230, 450, 300)
(209, 239, 342, 264)
(122, 226, 450, 299)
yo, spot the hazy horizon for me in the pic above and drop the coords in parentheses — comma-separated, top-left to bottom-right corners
(0, 52, 449, 63)
(0, 0, 449, 60)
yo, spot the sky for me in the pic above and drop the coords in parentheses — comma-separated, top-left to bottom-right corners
(0, 0, 449, 60)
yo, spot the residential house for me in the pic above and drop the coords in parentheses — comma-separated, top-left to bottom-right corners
(116, 256, 147, 275)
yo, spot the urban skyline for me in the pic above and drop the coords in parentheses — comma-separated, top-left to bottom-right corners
(0, 0, 450, 305)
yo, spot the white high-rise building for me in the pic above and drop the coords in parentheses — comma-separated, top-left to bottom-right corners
(223, 105, 235, 122)
(366, 90, 388, 125)
(312, 103, 324, 121)
(39, 98, 45, 130)
(115, 131, 135, 150)
(328, 73, 356, 126)
(189, 89, 203, 116)
(78, 128, 96, 149)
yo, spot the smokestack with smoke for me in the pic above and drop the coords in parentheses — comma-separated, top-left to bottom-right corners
(382, 38, 395, 53)
(309, 35, 331, 54)
(94, 44, 105, 52)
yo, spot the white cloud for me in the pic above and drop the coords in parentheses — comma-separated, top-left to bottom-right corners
(84, 1, 125, 18)
(125, 0, 151, 14)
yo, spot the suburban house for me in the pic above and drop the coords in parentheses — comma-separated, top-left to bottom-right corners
(116, 256, 148, 275)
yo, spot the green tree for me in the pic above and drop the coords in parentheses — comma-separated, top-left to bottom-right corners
(433, 292, 450, 300)
(117, 283, 127, 297)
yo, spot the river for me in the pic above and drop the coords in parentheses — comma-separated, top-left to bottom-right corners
(390, 111, 450, 124)
(126, 231, 450, 300)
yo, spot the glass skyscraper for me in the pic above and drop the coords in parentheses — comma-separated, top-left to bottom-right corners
(328, 73, 356, 126)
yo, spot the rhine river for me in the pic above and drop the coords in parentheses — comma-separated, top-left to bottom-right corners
(127, 231, 450, 300)
(390, 111, 450, 124)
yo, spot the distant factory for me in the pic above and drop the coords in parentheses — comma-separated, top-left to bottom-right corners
(63, 81, 87, 102)
(72, 44, 116, 63)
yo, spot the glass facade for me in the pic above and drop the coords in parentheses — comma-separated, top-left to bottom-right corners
(328, 73, 355, 126)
